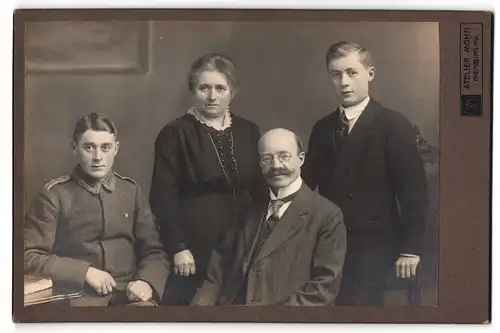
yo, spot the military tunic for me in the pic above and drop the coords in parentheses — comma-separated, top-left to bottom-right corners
(24, 166, 171, 302)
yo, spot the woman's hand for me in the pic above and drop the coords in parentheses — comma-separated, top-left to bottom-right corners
(127, 280, 153, 302)
(174, 249, 196, 276)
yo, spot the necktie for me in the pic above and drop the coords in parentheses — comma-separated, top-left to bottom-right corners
(268, 192, 297, 223)
(335, 111, 350, 152)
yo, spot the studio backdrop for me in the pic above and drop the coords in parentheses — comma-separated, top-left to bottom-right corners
(24, 20, 439, 305)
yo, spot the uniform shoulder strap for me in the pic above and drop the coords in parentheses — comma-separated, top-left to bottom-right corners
(114, 172, 138, 185)
(43, 175, 71, 190)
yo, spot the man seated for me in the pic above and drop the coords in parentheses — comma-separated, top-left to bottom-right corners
(24, 113, 171, 307)
(191, 129, 347, 306)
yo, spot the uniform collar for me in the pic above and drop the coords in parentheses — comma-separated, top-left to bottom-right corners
(71, 165, 116, 194)
(339, 95, 370, 120)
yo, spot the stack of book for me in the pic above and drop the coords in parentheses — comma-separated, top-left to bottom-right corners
(24, 276, 82, 306)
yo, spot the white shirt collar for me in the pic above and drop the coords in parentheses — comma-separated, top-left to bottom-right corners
(269, 176, 303, 200)
(188, 107, 232, 131)
(339, 95, 370, 120)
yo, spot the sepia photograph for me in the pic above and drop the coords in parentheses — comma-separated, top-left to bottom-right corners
(12, 9, 491, 324)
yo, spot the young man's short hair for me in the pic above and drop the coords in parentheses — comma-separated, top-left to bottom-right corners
(325, 41, 373, 68)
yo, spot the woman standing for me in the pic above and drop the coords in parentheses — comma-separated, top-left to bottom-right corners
(149, 53, 266, 305)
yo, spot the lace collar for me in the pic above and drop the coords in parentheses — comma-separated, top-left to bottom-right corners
(188, 107, 232, 131)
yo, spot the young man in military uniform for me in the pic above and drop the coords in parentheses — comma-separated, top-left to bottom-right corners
(24, 113, 171, 307)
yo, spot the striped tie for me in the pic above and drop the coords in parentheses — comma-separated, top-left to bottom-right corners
(268, 192, 297, 224)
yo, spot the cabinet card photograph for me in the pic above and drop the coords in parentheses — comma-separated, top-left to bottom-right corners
(13, 9, 491, 324)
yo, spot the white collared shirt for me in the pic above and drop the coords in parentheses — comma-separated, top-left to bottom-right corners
(266, 176, 303, 220)
(339, 96, 371, 133)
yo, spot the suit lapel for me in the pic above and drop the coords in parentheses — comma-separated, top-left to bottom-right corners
(330, 108, 341, 160)
(333, 99, 379, 180)
(242, 201, 267, 274)
(250, 185, 309, 266)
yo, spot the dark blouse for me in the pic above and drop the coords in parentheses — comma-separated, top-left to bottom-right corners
(149, 112, 266, 269)
(205, 125, 240, 187)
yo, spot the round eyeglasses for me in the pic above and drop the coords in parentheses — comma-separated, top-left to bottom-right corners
(259, 152, 292, 165)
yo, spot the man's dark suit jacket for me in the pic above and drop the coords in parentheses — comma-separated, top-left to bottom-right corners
(191, 183, 347, 306)
(302, 98, 428, 303)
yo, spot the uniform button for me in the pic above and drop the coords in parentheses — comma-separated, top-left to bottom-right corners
(347, 227, 353, 232)
(347, 194, 353, 200)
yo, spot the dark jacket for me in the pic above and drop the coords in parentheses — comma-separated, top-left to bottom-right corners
(302, 99, 428, 256)
(24, 167, 171, 300)
(191, 183, 347, 306)
(149, 112, 266, 269)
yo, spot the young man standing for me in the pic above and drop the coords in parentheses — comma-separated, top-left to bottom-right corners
(302, 41, 428, 305)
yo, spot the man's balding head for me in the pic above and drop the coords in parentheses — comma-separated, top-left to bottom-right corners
(258, 128, 304, 155)
(258, 128, 305, 190)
